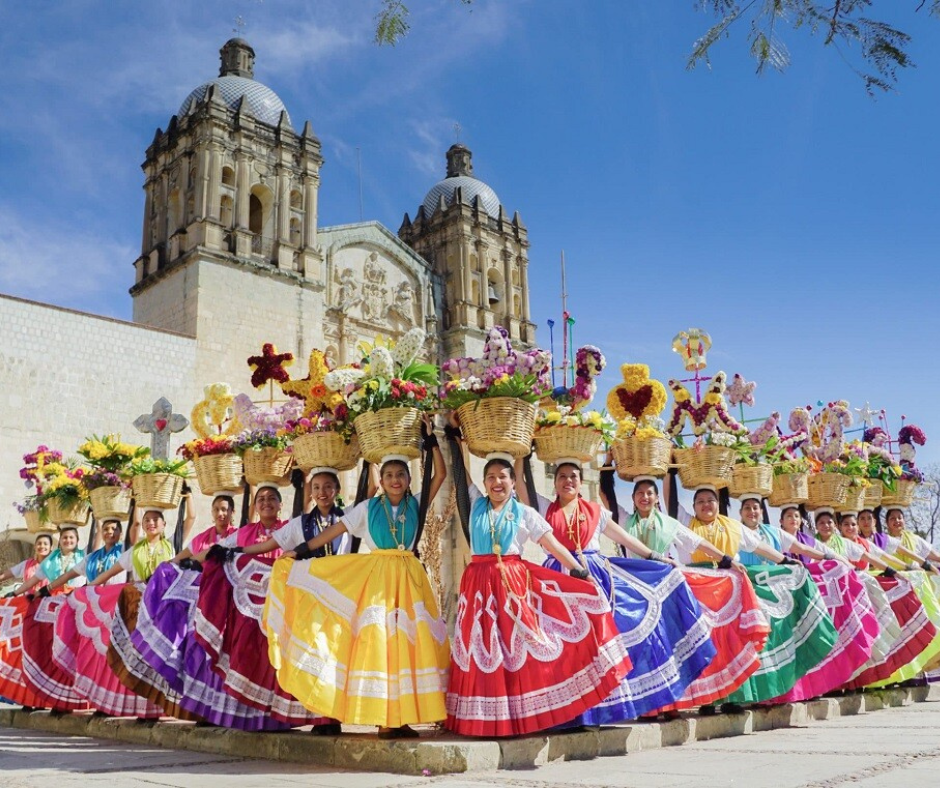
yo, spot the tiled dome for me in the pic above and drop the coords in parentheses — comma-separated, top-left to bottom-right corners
(179, 75, 290, 128)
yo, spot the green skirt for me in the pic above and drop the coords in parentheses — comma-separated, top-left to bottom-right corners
(722, 564, 837, 704)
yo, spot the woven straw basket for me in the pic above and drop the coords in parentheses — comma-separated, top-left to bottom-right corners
(805, 473, 849, 510)
(767, 472, 809, 507)
(840, 483, 867, 513)
(533, 425, 602, 464)
(24, 510, 56, 534)
(46, 499, 90, 527)
(355, 407, 422, 465)
(881, 479, 918, 508)
(89, 486, 132, 521)
(457, 397, 537, 460)
(729, 463, 774, 499)
(132, 473, 184, 510)
(674, 446, 736, 490)
(194, 453, 245, 495)
(863, 480, 884, 509)
(611, 436, 672, 480)
(243, 447, 294, 486)
(292, 432, 361, 472)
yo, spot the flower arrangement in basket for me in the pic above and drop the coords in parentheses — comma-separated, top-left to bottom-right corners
(533, 345, 614, 464)
(882, 424, 927, 507)
(727, 435, 780, 500)
(666, 370, 747, 490)
(441, 325, 550, 459)
(860, 427, 900, 508)
(768, 455, 812, 507)
(128, 457, 190, 510)
(325, 328, 438, 464)
(606, 362, 671, 480)
(16, 445, 62, 528)
(181, 382, 250, 494)
(39, 462, 91, 526)
(792, 400, 857, 510)
(279, 349, 360, 471)
(77, 433, 148, 520)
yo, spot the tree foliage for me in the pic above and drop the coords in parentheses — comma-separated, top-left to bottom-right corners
(908, 463, 940, 544)
(374, 1, 940, 93)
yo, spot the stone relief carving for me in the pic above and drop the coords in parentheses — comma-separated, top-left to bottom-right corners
(389, 280, 416, 322)
(361, 252, 389, 321)
(335, 267, 361, 312)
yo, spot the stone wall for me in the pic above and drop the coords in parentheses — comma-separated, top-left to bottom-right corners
(0, 294, 199, 542)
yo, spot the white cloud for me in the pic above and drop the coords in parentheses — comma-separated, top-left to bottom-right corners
(0, 206, 135, 309)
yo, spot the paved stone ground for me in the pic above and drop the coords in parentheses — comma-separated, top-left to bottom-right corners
(1, 698, 939, 788)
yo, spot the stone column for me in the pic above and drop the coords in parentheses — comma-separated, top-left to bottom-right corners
(459, 235, 471, 302)
(502, 248, 513, 317)
(476, 241, 489, 307)
(194, 147, 209, 220)
(303, 175, 318, 248)
(520, 255, 531, 321)
(141, 180, 153, 255)
(207, 146, 222, 222)
(235, 152, 250, 229)
(277, 169, 291, 243)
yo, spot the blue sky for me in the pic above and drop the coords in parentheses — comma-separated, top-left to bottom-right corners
(1, 1, 938, 469)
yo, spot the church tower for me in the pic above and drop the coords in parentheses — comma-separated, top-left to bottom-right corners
(131, 38, 324, 335)
(399, 144, 536, 359)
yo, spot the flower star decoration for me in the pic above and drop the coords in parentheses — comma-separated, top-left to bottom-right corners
(280, 349, 344, 415)
(727, 373, 757, 408)
(247, 344, 294, 389)
(854, 402, 879, 427)
(190, 382, 241, 438)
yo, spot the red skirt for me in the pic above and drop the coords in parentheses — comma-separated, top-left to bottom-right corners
(22, 594, 89, 711)
(445, 554, 632, 737)
(844, 574, 937, 689)
(0, 597, 44, 708)
(667, 567, 770, 709)
(55, 585, 163, 718)
(192, 554, 325, 726)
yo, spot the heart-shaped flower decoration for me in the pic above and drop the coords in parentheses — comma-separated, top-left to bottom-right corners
(607, 364, 667, 422)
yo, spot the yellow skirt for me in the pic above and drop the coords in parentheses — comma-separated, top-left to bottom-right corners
(263, 549, 450, 727)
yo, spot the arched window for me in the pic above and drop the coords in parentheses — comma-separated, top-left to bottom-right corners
(290, 189, 303, 209)
(221, 166, 235, 186)
(290, 217, 301, 247)
(249, 194, 263, 234)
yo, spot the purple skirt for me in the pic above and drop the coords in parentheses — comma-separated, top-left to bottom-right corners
(132, 563, 289, 731)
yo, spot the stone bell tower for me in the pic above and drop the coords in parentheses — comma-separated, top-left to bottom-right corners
(399, 144, 536, 359)
(131, 38, 324, 335)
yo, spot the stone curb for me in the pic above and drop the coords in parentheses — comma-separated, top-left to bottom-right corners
(1, 686, 936, 774)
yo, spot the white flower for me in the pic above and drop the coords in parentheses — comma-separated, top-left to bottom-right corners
(324, 368, 365, 392)
(370, 347, 395, 379)
(392, 328, 425, 367)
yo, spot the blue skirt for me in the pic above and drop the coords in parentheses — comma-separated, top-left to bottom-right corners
(544, 552, 716, 723)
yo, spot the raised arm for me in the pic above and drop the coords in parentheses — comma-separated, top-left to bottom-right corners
(45, 566, 82, 593)
(604, 520, 677, 565)
(537, 532, 588, 575)
(89, 562, 125, 587)
(180, 492, 196, 545)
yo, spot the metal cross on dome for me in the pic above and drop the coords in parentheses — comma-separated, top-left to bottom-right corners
(134, 397, 189, 460)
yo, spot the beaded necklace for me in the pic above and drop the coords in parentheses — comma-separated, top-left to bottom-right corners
(381, 494, 409, 551)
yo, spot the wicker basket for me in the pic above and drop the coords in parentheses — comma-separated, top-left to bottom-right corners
(88, 486, 132, 521)
(533, 425, 603, 464)
(840, 483, 867, 513)
(805, 473, 849, 511)
(24, 510, 55, 534)
(194, 453, 245, 495)
(767, 472, 809, 507)
(132, 473, 184, 510)
(355, 407, 423, 465)
(729, 463, 774, 499)
(243, 447, 294, 486)
(862, 480, 884, 509)
(881, 479, 918, 509)
(674, 446, 736, 490)
(292, 432, 361, 472)
(611, 436, 673, 480)
(457, 397, 538, 459)
(46, 499, 90, 526)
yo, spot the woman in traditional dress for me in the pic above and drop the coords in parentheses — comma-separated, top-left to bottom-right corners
(186, 484, 324, 729)
(690, 487, 837, 708)
(882, 508, 940, 572)
(0, 528, 84, 709)
(607, 477, 769, 712)
(8, 527, 84, 598)
(519, 462, 715, 724)
(858, 508, 886, 548)
(107, 494, 250, 725)
(0, 534, 53, 590)
(19, 520, 126, 713)
(261, 421, 449, 739)
(53, 510, 169, 718)
(444, 425, 633, 737)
